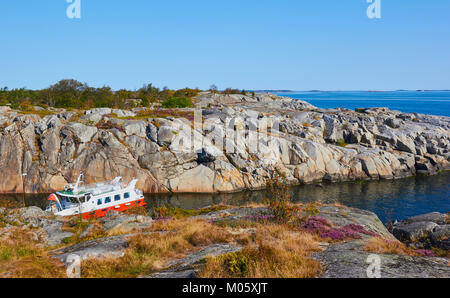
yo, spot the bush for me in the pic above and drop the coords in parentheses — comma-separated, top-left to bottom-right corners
(19, 101, 34, 112)
(161, 97, 194, 108)
(264, 175, 301, 223)
(336, 139, 348, 147)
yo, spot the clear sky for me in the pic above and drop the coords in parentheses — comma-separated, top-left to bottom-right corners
(1, 0, 449, 91)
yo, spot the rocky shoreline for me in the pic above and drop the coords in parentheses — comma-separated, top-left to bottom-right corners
(0, 205, 447, 278)
(0, 92, 449, 194)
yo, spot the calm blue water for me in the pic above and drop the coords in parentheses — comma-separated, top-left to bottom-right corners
(6, 172, 449, 223)
(143, 173, 449, 223)
(275, 91, 450, 117)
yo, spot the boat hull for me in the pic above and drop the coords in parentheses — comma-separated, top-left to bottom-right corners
(79, 198, 146, 220)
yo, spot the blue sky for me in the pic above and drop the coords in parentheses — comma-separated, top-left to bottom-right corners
(1, 0, 449, 90)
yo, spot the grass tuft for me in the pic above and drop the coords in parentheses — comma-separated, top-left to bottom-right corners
(199, 224, 321, 278)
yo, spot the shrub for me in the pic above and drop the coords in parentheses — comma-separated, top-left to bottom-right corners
(161, 97, 194, 109)
(18, 101, 34, 112)
(301, 216, 333, 235)
(336, 139, 348, 147)
(302, 203, 320, 218)
(264, 175, 301, 223)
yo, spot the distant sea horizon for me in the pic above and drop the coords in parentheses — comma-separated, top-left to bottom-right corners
(273, 90, 450, 117)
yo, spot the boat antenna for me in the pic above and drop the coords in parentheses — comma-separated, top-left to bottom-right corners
(74, 172, 84, 193)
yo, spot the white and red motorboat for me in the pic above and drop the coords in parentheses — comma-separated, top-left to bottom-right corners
(46, 174, 146, 219)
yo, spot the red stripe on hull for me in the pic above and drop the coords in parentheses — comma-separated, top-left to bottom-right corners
(80, 199, 146, 220)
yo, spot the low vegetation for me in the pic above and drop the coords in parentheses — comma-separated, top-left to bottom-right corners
(116, 108, 196, 123)
(0, 182, 444, 278)
(0, 228, 66, 278)
(363, 237, 436, 257)
(0, 80, 255, 111)
(161, 97, 194, 109)
(0, 80, 201, 110)
(149, 205, 228, 219)
(199, 225, 321, 278)
(80, 219, 232, 278)
(336, 139, 348, 147)
(61, 217, 106, 244)
(363, 237, 420, 256)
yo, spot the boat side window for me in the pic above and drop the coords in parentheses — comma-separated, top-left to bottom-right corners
(114, 194, 121, 201)
(105, 197, 111, 204)
(97, 198, 103, 205)
(124, 192, 130, 199)
(84, 195, 91, 202)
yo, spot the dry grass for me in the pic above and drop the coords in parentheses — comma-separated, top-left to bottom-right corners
(61, 217, 106, 244)
(0, 228, 66, 278)
(363, 237, 419, 256)
(80, 219, 232, 278)
(240, 202, 266, 209)
(199, 224, 322, 278)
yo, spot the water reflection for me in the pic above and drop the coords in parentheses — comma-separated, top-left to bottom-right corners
(2, 172, 449, 223)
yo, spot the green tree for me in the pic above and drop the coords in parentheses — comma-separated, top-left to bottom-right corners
(138, 83, 160, 106)
(49, 79, 86, 108)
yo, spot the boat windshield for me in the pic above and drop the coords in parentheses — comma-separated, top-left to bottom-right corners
(58, 195, 81, 209)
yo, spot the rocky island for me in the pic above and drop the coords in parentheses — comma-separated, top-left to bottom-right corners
(0, 92, 449, 194)
(0, 91, 448, 278)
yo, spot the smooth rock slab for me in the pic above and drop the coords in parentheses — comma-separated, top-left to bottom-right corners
(100, 212, 153, 235)
(168, 244, 242, 270)
(149, 270, 197, 278)
(315, 206, 395, 240)
(192, 207, 269, 221)
(405, 212, 448, 225)
(52, 235, 129, 263)
(313, 240, 450, 278)
(169, 165, 216, 193)
(392, 221, 438, 242)
(143, 244, 242, 278)
(43, 220, 74, 247)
